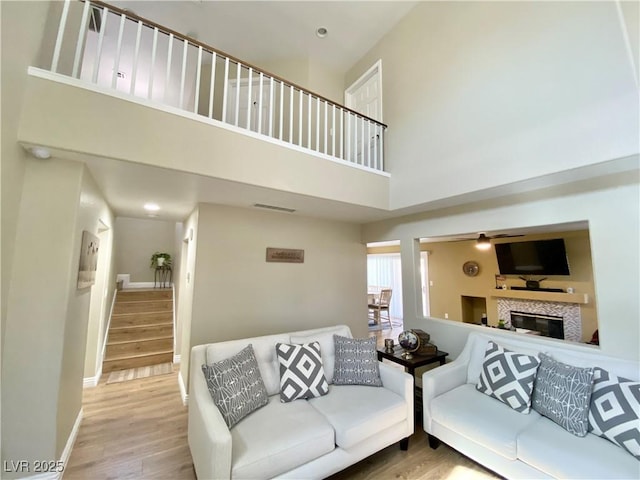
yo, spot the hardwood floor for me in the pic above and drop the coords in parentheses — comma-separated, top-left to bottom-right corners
(66, 339, 499, 480)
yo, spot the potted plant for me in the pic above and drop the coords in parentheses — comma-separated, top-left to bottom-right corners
(150, 252, 172, 268)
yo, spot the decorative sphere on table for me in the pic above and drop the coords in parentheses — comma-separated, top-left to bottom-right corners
(398, 330, 419, 358)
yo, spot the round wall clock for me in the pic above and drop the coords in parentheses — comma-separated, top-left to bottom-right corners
(462, 261, 480, 277)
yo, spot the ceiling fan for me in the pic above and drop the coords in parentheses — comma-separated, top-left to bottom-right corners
(452, 232, 524, 250)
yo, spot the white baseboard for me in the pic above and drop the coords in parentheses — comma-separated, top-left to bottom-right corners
(173, 354, 181, 364)
(127, 281, 156, 289)
(18, 409, 83, 480)
(178, 370, 189, 406)
(83, 366, 102, 388)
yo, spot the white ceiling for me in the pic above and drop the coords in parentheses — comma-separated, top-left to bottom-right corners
(110, 1, 418, 73)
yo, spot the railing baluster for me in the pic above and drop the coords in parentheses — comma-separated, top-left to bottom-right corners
(346, 112, 351, 162)
(130, 21, 143, 95)
(148, 27, 158, 99)
(234, 62, 241, 126)
(315, 97, 320, 152)
(92, 6, 108, 83)
(268, 77, 274, 137)
(246, 68, 253, 130)
(289, 85, 294, 143)
(164, 33, 174, 103)
(374, 125, 378, 170)
(307, 94, 312, 149)
(340, 108, 344, 160)
(380, 126, 384, 171)
(194, 46, 203, 114)
(279, 81, 284, 141)
(72, 0, 91, 78)
(367, 120, 372, 168)
(324, 101, 328, 154)
(332, 105, 336, 157)
(179, 39, 188, 109)
(354, 114, 359, 164)
(208, 52, 216, 118)
(298, 89, 303, 146)
(257, 72, 264, 134)
(52, 0, 71, 73)
(111, 13, 126, 89)
(222, 57, 229, 122)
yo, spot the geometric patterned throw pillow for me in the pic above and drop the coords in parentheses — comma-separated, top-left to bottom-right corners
(532, 352, 595, 437)
(201, 344, 269, 429)
(276, 342, 329, 403)
(332, 335, 382, 386)
(476, 341, 540, 413)
(589, 367, 640, 459)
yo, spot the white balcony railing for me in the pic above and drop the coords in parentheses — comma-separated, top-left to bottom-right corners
(47, 0, 387, 171)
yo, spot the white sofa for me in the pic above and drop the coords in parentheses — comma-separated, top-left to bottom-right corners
(188, 325, 414, 479)
(423, 331, 640, 480)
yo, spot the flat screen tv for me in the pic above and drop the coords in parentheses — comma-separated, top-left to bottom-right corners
(495, 239, 570, 276)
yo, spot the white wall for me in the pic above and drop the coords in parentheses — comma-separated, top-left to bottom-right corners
(347, 1, 639, 210)
(363, 172, 640, 361)
(181, 204, 367, 391)
(114, 217, 176, 283)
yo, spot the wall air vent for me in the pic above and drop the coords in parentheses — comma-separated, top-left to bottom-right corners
(253, 203, 296, 213)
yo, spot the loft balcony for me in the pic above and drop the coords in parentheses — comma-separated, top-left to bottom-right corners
(18, 0, 390, 212)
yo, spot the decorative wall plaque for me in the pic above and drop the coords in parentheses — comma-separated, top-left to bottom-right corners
(266, 248, 304, 263)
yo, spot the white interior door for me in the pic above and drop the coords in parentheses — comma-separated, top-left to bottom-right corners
(227, 79, 271, 134)
(345, 60, 382, 164)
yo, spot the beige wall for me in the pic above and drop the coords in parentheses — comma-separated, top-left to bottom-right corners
(347, 1, 639, 210)
(182, 204, 366, 391)
(363, 172, 640, 361)
(424, 230, 597, 343)
(114, 217, 177, 283)
(2, 158, 115, 472)
(1, 0, 50, 347)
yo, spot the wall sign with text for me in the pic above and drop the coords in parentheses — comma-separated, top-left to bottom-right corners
(266, 248, 304, 263)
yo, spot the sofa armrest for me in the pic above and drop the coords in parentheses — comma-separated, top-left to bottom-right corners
(188, 346, 233, 480)
(379, 361, 414, 435)
(421, 360, 468, 433)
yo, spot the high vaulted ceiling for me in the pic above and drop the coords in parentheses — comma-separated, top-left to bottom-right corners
(110, 1, 418, 73)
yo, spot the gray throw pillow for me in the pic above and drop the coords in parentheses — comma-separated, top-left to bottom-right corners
(276, 342, 329, 402)
(201, 344, 268, 428)
(589, 367, 640, 459)
(332, 335, 382, 386)
(476, 341, 540, 413)
(532, 352, 594, 437)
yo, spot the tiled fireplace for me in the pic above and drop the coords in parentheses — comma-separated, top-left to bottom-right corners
(496, 298, 582, 342)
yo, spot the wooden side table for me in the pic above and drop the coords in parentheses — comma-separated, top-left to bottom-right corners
(377, 346, 448, 417)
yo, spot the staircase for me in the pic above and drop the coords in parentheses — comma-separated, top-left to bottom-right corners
(103, 289, 174, 373)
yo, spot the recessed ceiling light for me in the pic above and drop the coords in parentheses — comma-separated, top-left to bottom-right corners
(316, 27, 328, 38)
(29, 146, 51, 159)
(144, 203, 160, 212)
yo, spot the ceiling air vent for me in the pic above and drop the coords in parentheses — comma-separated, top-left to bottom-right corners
(253, 203, 296, 213)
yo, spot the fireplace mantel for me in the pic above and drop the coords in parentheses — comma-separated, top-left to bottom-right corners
(491, 289, 589, 304)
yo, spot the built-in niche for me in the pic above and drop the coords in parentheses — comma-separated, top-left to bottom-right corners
(419, 221, 599, 345)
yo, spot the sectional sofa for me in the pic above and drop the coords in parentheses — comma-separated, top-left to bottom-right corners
(423, 331, 640, 479)
(188, 325, 414, 479)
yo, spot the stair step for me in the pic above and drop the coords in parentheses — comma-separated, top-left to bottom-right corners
(103, 351, 174, 373)
(107, 324, 174, 342)
(106, 337, 173, 358)
(113, 299, 173, 315)
(110, 311, 172, 327)
(117, 289, 172, 301)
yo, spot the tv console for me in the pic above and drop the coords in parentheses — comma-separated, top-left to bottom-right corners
(510, 286, 564, 293)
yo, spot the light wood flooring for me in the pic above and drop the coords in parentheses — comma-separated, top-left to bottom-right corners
(66, 338, 499, 480)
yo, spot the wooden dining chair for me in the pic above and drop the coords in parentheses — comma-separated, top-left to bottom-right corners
(368, 288, 392, 327)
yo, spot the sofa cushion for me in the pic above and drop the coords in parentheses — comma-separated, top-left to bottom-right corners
(476, 340, 540, 413)
(276, 342, 329, 402)
(432, 383, 541, 460)
(518, 415, 640, 480)
(333, 335, 382, 386)
(201, 344, 269, 428)
(532, 352, 594, 437)
(589, 367, 640, 459)
(231, 395, 335, 479)
(308, 385, 406, 449)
